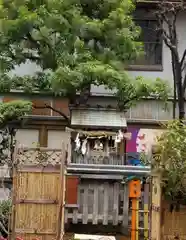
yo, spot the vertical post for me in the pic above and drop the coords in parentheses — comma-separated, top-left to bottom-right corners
(39, 125, 48, 147)
(120, 137, 125, 165)
(135, 198, 139, 240)
(57, 143, 67, 240)
(144, 183, 149, 240)
(11, 144, 19, 240)
(151, 171, 162, 240)
(122, 183, 129, 235)
(129, 180, 141, 240)
(131, 198, 136, 240)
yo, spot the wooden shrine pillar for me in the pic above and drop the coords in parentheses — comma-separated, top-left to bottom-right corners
(129, 180, 141, 240)
(151, 170, 162, 240)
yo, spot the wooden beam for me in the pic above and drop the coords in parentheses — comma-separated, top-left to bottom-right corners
(15, 229, 56, 235)
(17, 164, 61, 173)
(39, 125, 48, 147)
(151, 171, 162, 240)
(15, 199, 58, 204)
(65, 204, 79, 208)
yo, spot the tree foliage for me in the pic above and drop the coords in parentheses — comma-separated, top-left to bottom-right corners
(0, 101, 32, 127)
(0, 0, 169, 109)
(0, 100, 32, 165)
(0, 199, 11, 237)
(153, 121, 186, 205)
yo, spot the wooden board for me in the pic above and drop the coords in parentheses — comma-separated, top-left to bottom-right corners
(13, 170, 60, 240)
(65, 180, 135, 226)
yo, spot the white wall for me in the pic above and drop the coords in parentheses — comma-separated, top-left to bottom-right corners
(47, 130, 71, 162)
(0, 188, 10, 201)
(15, 129, 39, 147)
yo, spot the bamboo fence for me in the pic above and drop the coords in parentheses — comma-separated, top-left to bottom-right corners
(11, 145, 67, 240)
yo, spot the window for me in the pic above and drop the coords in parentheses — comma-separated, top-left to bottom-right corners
(130, 9, 162, 69)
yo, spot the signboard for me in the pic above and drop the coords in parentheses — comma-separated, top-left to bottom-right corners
(71, 109, 127, 128)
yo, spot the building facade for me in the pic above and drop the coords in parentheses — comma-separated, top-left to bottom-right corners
(2, 2, 185, 151)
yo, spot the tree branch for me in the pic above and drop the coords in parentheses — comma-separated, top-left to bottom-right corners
(182, 73, 186, 94)
(180, 49, 186, 68)
(33, 104, 70, 122)
(0, 220, 8, 235)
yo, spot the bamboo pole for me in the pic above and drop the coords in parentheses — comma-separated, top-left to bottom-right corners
(11, 143, 20, 240)
(56, 143, 67, 240)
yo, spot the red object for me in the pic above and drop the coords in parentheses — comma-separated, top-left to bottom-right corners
(66, 176, 79, 204)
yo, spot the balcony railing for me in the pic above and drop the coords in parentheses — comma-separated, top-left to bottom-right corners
(72, 151, 125, 165)
(71, 151, 147, 166)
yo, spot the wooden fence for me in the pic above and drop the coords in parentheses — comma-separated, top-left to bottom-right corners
(12, 165, 63, 240)
(65, 180, 129, 226)
(160, 201, 186, 240)
(11, 146, 67, 240)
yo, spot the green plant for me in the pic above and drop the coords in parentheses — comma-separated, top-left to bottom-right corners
(153, 120, 186, 205)
(0, 199, 12, 237)
(0, 100, 32, 166)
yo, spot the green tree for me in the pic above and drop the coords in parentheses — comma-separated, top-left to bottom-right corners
(0, 100, 32, 161)
(0, 0, 169, 113)
(152, 121, 186, 209)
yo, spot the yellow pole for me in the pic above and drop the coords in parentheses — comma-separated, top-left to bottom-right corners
(136, 198, 139, 240)
(144, 204, 148, 239)
(131, 198, 136, 240)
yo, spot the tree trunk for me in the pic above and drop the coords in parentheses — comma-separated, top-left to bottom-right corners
(171, 50, 185, 120)
(171, 53, 177, 119)
(175, 63, 185, 120)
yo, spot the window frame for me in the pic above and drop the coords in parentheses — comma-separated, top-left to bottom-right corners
(127, 9, 163, 71)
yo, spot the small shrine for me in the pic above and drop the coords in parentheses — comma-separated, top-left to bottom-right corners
(68, 107, 131, 165)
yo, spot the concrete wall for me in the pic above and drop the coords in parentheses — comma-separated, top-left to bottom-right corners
(47, 130, 71, 162)
(15, 129, 39, 147)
